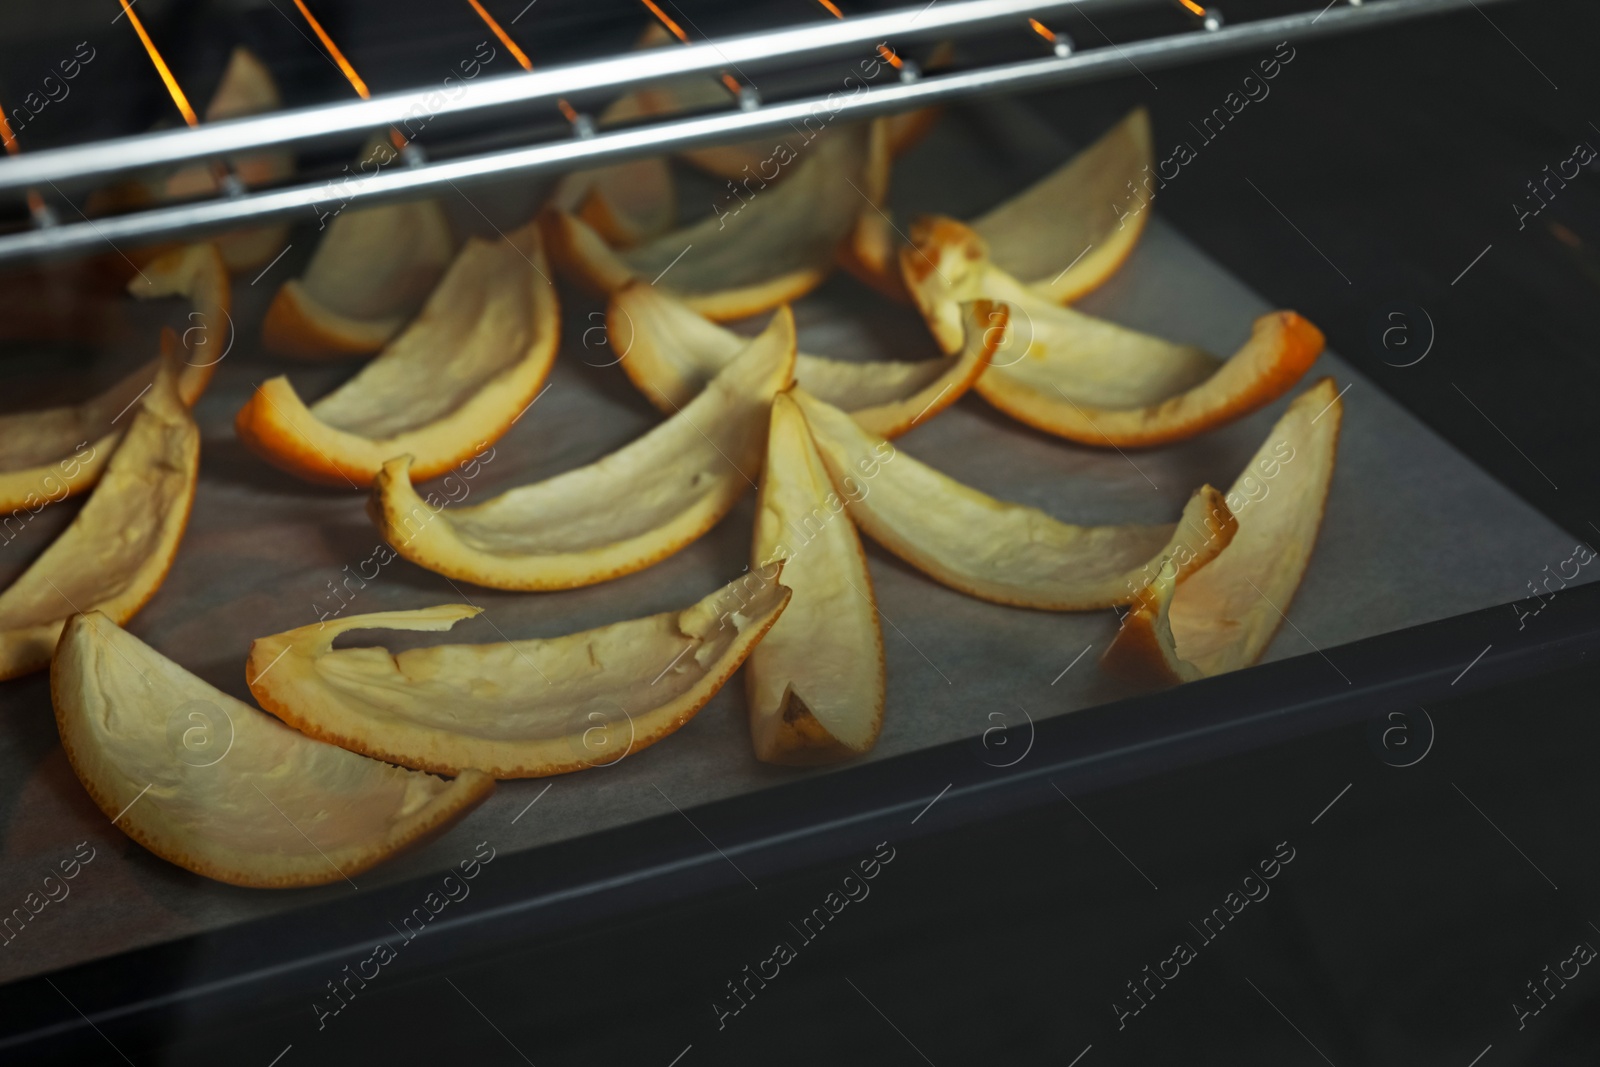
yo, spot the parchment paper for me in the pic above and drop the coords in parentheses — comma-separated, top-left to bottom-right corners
(0, 101, 1582, 983)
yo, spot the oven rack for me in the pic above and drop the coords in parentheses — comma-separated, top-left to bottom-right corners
(0, 0, 1511, 266)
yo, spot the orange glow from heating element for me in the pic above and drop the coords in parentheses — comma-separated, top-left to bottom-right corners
(0, 103, 18, 155)
(812, 0, 903, 70)
(292, 0, 373, 99)
(467, 0, 533, 70)
(1178, 0, 1208, 15)
(464, 0, 580, 123)
(0, 101, 52, 216)
(1028, 18, 1056, 42)
(118, 0, 200, 126)
(638, 0, 743, 96)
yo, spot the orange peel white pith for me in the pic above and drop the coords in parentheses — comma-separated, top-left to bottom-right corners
(970, 106, 1153, 305)
(608, 282, 998, 438)
(746, 392, 884, 765)
(262, 143, 454, 359)
(370, 306, 797, 590)
(0, 356, 198, 680)
(545, 125, 873, 321)
(52, 612, 493, 888)
(1103, 378, 1344, 684)
(237, 222, 559, 487)
(246, 574, 790, 778)
(903, 217, 1324, 447)
(791, 390, 1238, 611)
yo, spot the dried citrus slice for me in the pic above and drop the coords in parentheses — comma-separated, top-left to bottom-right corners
(372, 306, 797, 590)
(970, 106, 1153, 304)
(0, 356, 197, 680)
(237, 222, 558, 487)
(165, 47, 293, 271)
(791, 389, 1238, 611)
(262, 144, 454, 358)
(246, 573, 790, 778)
(902, 218, 1325, 447)
(545, 124, 872, 320)
(609, 282, 996, 438)
(549, 80, 675, 248)
(974, 291, 1325, 449)
(747, 392, 884, 765)
(1102, 379, 1343, 684)
(837, 118, 906, 301)
(52, 612, 493, 888)
(553, 154, 675, 248)
(86, 49, 290, 272)
(0, 244, 227, 514)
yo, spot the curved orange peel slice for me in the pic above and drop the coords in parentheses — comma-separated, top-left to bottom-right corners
(371, 306, 797, 590)
(970, 106, 1153, 305)
(747, 392, 884, 765)
(545, 124, 872, 321)
(791, 389, 1238, 611)
(1103, 378, 1343, 685)
(608, 282, 995, 438)
(0, 356, 198, 680)
(87, 49, 290, 272)
(262, 148, 454, 359)
(837, 118, 907, 301)
(166, 47, 294, 271)
(903, 218, 1325, 447)
(52, 612, 493, 888)
(0, 245, 226, 514)
(553, 154, 676, 248)
(238, 222, 558, 487)
(245, 573, 790, 779)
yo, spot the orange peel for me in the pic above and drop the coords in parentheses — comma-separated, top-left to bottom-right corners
(549, 76, 675, 248)
(747, 392, 884, 765)
(262, 143, 454, 359)
(970, 106, 1153, 305)
(544, 124, 872, 320)
(166, 47, 294, 270)
(0, 355, 198, 680)
(608, 282, 996, 438)
(791, 389, 1238, 611)
(836, 118, 906, 301)
(902, 218, 1324, 447)
(86, 48, 290, 272)
(237, 221, 558, 487)
(371, 306, 797, 590)
(52, 611, 494, 888)
(1103, 378, 1343, 684)
(0, 243, 226, 514)
(245, 573, 790, 779)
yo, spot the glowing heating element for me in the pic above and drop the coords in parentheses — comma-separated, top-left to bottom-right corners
(638, 0, 743, 96)
(291, 0, 410, 149)
(118, 0, 200, 126)
(464, 0, 580, 123)
(292, 0, 372, 99)
(810, 0, 903, 70)
(0, 104, 18, 155)
(1178, 0, 1208, 15)
(1028, 17, 1056, 42)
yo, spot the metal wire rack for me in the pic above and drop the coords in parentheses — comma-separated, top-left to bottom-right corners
(0, 0, 1514, 265)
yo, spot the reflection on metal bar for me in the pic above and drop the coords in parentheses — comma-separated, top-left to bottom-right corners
(0, 0, 1099, 194)
(0, 0, 1512, 265)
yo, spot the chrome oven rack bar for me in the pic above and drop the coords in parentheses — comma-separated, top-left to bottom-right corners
(0, 0, 1513, 266)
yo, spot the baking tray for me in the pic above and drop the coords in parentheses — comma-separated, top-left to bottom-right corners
(0, 93, 1593, 1029)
